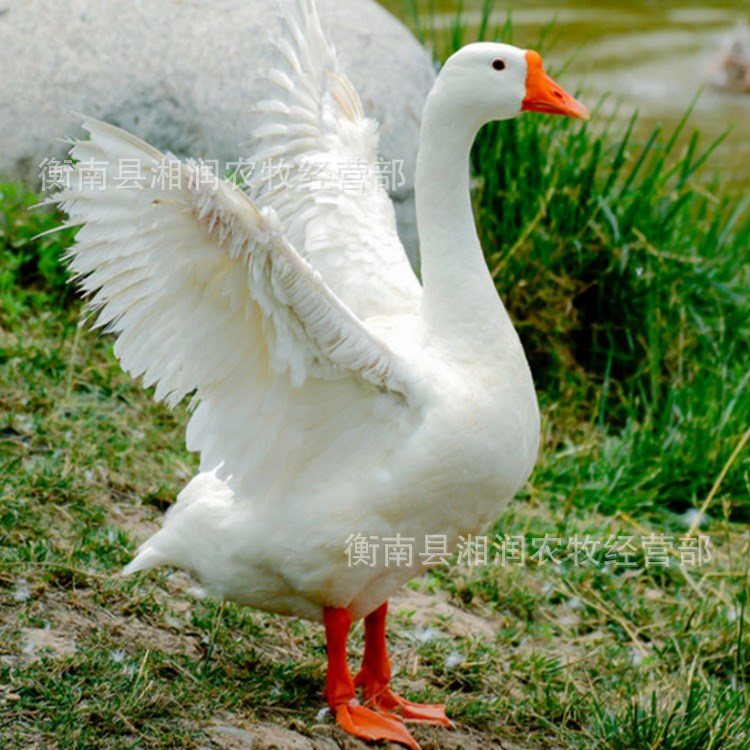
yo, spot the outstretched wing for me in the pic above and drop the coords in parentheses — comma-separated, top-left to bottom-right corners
(52, 117, 417, 495)
(247, 0, 422, 320)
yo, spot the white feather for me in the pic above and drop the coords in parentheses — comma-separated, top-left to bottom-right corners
(246, 0, 422, 321)
(51, 113, 423, 508)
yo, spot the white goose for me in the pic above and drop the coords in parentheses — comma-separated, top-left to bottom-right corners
(54, 1, 588, 747)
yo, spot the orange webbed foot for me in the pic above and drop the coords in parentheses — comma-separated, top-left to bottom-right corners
(356, 681, 453, 728)
(388, 695, 453, 727)
(334, 700, 421, 750)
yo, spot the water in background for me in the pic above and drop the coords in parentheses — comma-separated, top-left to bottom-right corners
(379, 0, 750, 188)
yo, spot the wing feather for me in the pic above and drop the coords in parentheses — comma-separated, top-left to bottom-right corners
(246, 0, 423, 320)
(52, 0, 434, 503)
(53, 116, 414, 409)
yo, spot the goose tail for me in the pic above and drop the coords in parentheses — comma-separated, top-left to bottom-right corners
(122, 546, 163, 576)
(121, 467, 235, 578)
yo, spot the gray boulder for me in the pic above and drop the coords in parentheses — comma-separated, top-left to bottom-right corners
(0, 0, 435, 262)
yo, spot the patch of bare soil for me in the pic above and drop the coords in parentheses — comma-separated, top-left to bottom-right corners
(391, 588, 500, 640)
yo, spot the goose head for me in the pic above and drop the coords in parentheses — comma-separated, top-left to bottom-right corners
(432, 42, 590, 129)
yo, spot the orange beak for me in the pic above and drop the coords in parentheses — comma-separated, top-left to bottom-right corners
(521, 50, 590, 120)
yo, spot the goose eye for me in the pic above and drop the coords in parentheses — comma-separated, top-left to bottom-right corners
(492, 59, 506, 71)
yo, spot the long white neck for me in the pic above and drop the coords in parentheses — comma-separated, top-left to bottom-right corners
(415, 88, 512, 347)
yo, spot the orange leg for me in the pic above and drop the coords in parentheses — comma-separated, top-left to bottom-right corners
(354, 601, 453, 727)
(323, 607, 420, 750)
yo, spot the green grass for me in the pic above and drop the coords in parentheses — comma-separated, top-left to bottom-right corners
(2, 6, 750, 750)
